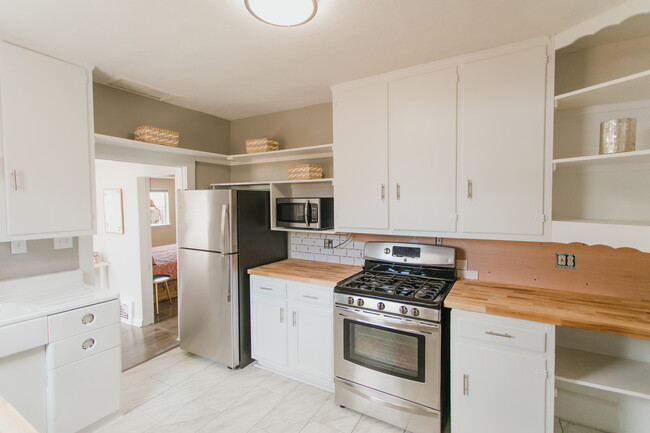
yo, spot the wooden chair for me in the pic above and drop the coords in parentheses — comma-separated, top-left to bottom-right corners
(153, 274, 173, 315)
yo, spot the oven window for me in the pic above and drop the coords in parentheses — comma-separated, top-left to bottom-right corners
(344, 319, 426, 382)
(277, 203, 306, 223)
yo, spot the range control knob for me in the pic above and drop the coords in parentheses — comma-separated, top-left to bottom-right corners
(347, 297, 355, 305)
(412, 308, 420, 317)
(399, 306, 408, 314)
(384, 248, 391, 254)
(377, 302, 385, 311)
(357, 299, 365, 307)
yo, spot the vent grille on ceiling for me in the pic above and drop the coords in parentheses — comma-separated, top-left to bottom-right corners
(102, 76, 178, 102)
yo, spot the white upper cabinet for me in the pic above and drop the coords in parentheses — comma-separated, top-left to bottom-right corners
(389, 67, 458, 233)
(459, 45, 548, 236)
(0, 41, 95, 241)
(333, 82, 389, 231)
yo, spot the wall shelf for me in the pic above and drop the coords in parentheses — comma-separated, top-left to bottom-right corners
(553, 149, 650, 168)
(210, 178, 334, 188)
(556, 346, 650, 401)
(94, 134, 333, 167)
(555, 69, 650, 110)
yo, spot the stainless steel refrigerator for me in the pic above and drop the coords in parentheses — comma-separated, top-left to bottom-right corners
(177, 189, 287, 368)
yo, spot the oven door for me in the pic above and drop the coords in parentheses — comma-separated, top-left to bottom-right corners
(334, 305, 441, 410)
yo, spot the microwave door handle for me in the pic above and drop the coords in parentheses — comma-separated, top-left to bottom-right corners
(304, 200, 310, 227)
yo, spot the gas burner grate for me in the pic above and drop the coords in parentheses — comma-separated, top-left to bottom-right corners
(338, 271, 449, 302)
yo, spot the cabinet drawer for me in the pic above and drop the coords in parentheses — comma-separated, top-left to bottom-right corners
(251, 276, 286, 298)
(288, 283, 332, 307)
(46, 323, 120, 370)
(0, 317, 47, 358)
(456, 312, 548, 353)
(48, 300, 119, 342)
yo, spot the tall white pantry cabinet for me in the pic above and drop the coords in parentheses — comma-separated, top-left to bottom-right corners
(332, 38, 553, 241)
(0, 40, 95, 241)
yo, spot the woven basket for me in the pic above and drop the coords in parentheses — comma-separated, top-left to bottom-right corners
(288, 164, 323, 180)
(246, 138, 279, 154)
(134, 125, 179, 147)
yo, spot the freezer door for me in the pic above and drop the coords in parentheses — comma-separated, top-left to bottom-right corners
(177, 189, 236, 253)
(178, 248, 239, 368)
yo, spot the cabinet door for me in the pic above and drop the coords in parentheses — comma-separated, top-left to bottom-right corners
(0, 41, 93, 237)
(251, 295, 287, 367)
(460, 46, 547, 235)
(389, 67, 458, 233)
(288, 301, 332, 384)
(453, 342, 547, 433)
(333, 83, 389, 230)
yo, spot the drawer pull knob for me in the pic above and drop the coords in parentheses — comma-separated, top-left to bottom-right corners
(82, 338, 95, 350)
(259, 287, 273, 291)
(485, 330, 514, 339)
(303, 295, 319, 300)
(82, 313, 95, 325)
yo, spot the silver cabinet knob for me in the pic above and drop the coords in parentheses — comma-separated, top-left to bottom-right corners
(377, 302, 385, 311)
(82, 338, 95, 350)
(357, 299, 365, 307)
(81, 313, 95, 325)
(399, 306, 408, 314)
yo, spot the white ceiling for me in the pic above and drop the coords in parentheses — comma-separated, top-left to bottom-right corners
(0, 0, 631, 120)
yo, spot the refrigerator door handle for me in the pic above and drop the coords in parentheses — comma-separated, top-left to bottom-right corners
(220, 204, 229, 256)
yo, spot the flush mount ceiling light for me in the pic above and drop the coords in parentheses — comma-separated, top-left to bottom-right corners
(245, 0, 318, 27)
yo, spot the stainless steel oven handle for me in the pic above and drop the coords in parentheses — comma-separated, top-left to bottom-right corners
(304, 200, 310, 227)
(337, 378, 438, 416)
(335, 307, 439, 334)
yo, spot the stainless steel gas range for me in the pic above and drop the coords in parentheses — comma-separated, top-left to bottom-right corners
(333, 242, 456, 433)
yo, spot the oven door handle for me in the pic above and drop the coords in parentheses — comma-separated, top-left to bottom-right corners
(336, 307, 439, 334)
(336, 378, 439, 416)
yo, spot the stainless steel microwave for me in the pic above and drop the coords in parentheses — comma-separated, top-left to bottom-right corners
(276, 198, 334, 230)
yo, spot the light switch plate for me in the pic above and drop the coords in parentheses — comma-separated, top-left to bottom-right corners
(53, 237, 73, 250)
(10, 240, 27, 254)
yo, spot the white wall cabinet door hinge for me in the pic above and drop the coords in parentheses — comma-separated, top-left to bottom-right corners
(536, 369, 549, 379)
(451, 213, 459, 221)
(536, 215, 547, 223)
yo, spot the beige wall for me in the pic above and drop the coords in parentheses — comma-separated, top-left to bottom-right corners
(150, 178, 177, 247)
(230, 103, 333, 153)
(93, 83, 231, 154)
(0, 239, 79, 281)
(195, 162, 232, 189)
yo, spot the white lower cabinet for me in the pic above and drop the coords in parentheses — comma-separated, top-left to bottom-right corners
(451, 310, 555, 433)
(250, 275, 333, 391)
(46, 300, 121, 433)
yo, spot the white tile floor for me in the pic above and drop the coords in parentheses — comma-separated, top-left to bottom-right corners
(97, 347, 406, 433)
(99, 347, 606, 433)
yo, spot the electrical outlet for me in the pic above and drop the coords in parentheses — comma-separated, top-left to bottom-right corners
(53, 237, 73, 250)
(435, 237, 443, 246)
(323, 239, 333, 249)
(10, 240, 27, 254)
(556, 253, 575, 269)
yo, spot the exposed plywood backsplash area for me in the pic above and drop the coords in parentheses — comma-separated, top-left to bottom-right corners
(349, 233, 650, 300)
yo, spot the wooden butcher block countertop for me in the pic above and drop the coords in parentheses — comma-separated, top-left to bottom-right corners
(445, 280, 650, 340)
(248, 259, 362, 288)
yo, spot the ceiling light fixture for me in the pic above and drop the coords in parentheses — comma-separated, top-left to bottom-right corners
(245, 0, 317, 27)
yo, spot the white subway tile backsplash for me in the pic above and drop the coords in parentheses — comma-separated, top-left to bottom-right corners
(291, 244, 298, 253)
(292, 252, 303, 259)
(353, 258, 365, 267)
(291, 237, 303, 245)
(308, 246, 320, 254)
(297, 245, 309, 253)
(347, 249, 362, 258)
(320, 248, 334, 255)
(302, 253, 315, 261)
(340, 257, 354, 265)
(327, 256, 340, 264)
(314, 254, 328, 262)
(333, 249, 347, 257)
(353, 241, 366, 250)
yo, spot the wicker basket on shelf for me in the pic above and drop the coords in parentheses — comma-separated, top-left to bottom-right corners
(245, 138, 279, 153)
(134, 125, 179, 147)
(288, 164, 323, 180)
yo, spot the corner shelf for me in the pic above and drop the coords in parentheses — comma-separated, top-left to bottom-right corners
(94, 134, 333, 167)
(556, 346, 650, 401)
(555, 69, 650, 110)
(552, 149, 650, 168)
(551, 220, 650, 252)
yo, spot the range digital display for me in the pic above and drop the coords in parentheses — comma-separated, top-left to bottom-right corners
(392, 246, 420, 259)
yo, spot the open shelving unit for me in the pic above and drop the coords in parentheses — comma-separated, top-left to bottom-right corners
(94, 133, 333, 167)
(556, 346, 650, 401)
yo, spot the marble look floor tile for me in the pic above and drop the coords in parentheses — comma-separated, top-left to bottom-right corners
(197, 386, 285, 433)
(194, 373, 259, 413)
(311, 396, 361, 433)
(138, 368, 229, 421)
(301, 421, 342, 433)
(121, 377, 171, 414)
(95, 409, 158, 433)
(152, 354, 214, 386)
(560, 420, 606, 433)
(351, 415, 405, 433)
(122, 353, 183, 389)
(255, 383, 330, 433)
(257, 371, 301, 396)
(143, 401, 217, 433)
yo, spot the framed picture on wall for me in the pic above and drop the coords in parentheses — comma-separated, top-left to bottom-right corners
(103, 188, 124, 234)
